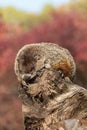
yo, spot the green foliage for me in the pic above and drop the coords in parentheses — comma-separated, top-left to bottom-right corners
(0, 5, 55, 30)
(0, 7, 28, 23)
(69, 0, 87, 13)
(0, 7, 39, 30)
(41, 4, 54, 15)
(39, 4, 54, 23)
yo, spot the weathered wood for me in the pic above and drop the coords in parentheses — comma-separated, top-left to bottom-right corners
(53, 119, 87, 130)
(14, 43, 87, 130)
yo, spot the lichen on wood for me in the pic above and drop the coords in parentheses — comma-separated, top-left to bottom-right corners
(14, 43, 87, 130)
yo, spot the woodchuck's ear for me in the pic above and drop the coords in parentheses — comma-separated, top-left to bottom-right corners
(14, 43, 76, 82)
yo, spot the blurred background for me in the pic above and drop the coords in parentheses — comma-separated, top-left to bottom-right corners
(0, 0, 87, 129)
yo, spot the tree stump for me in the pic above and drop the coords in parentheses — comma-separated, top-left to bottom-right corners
(14, 43, 87, 130)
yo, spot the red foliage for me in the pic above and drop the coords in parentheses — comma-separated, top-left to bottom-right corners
(0, 85, 23, 130)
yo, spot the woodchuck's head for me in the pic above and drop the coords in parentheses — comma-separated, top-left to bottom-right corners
(14, 43, 76, 84)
